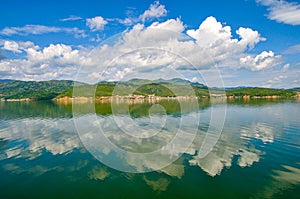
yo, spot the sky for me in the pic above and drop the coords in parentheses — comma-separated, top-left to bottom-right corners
(0, 0, 300, 88)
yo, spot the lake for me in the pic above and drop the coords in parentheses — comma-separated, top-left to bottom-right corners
(0, 99, 299, 198)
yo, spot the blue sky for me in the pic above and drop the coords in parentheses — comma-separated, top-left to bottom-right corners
(0, 0, 300, 88)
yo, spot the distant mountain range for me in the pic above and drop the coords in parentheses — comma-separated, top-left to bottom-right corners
(0, 79, 14, 83)
(291, 87, 300, 91)
(0, 79, 299, 100)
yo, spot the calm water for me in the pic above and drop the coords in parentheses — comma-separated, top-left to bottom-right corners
(0, 99, 299, 198)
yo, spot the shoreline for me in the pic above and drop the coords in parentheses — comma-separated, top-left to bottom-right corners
(1, 92, 299, 103)
(53, 95, 200, 104)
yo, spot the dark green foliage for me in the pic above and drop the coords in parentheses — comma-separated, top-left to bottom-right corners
(226, 87, 296, 97)
(0, 80, 73, 100)
(133, 83, 176, 97)
(59, 79, 210, 98)
(0, 101, 72, 119)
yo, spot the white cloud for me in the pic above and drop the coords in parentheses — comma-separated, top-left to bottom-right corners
(185, 16, 269, 70)
(60, 15, 82, 22)
(187, 16, 233, 48)
(221, 66, 300, 88)
(257, 0, 300, 25)
(282, 63, 290, 71)
(187, 16, 265, 50)
(86, 16, 108, 31)
(2, 40, 40, 53)
(115, 18, 135, 26)
(19, 41, 40, 50)
(236, 27, 265, 49)
(0, 25, 86, 38)
(139, 1, 167, 22)
(268, 74, 288, 84)
(239, 51, 281, 71)
(3, 41, 21, 53)
(0, 42, 89, 80)
(148, 18, 185, 32)
(76, 17, 276, 83)
(0, 17, 281, 81)
(191, 77, 198, 82)
(110, 1, 168, 26)
(26, 44, 75, 61)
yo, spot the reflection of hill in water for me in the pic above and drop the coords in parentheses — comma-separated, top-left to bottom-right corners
(1, 98, 298, 119)
(0, 101, 72, 119)
(226, 98, 296, 106)
(57, 99, 211, 117)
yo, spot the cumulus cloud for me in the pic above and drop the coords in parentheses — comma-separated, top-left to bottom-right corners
(0, 16, 281, 81)
(139, 1, 167, 22)
(236, 27, 265, 49)
(257, 0, 300, 25)
(74, 17, 276, 83)
(0, 42, 89, 80)
(26, 44, 76, 61)
(185, 17, 269, 70)
(19, 41, 40, 50)
(3, 41, 21, 53)
(187, 16, 264, 50)
(187, 16, 233, 47)
(149, 18, 185, 32)
(86, 16, 108, 31)
(239, 51, 281, 71)
(2, 40, 39, 53)
(0, 25, 86, 38)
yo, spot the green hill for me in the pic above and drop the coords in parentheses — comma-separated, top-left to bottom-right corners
(226, 87, 296, 98)
(59, 79, 210, 98)
(0, 80, 74, 100)
(0, 79, 298, 100)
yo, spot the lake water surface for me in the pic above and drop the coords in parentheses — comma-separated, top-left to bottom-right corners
(0, 99, 299, 198)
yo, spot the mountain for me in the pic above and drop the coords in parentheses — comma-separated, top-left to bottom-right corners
(59, 78, 210, 98)
(0, 79, 13, 83)
(119, 78, 206, 87)
(224, 86, 250, 91)
(290, 87, 300, 91)
(0, 80, 74, 100)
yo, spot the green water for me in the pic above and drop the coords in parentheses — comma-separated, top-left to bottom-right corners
(0, 99, 299, 198)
